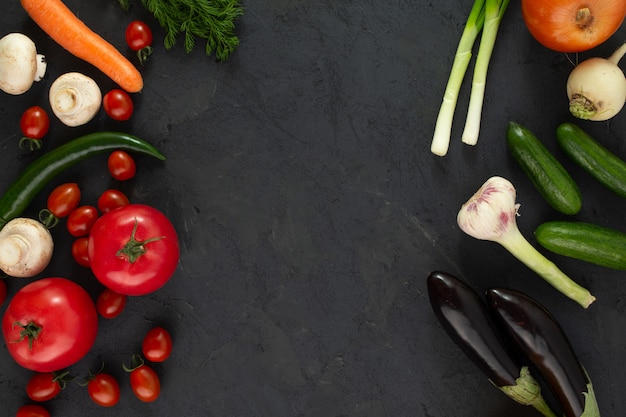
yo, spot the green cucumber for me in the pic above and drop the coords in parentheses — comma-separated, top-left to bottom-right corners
(506, 122, 582, 215)
(556, 122, 626, 198)
(535, 221, 626, 270)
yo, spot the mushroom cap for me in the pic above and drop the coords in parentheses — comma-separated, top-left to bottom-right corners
(0, 33, 44, 95)
(49, 72, 102, 127)
(0, 217, 54, 278)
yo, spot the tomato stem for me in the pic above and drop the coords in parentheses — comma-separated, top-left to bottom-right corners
(123, 354, 145, 372)
(117, 220, 164, 263)
(38, 209, 59, 229)
(13, 321, 42, 350)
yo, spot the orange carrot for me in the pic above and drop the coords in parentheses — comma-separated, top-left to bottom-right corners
(20, 0, 143, 93)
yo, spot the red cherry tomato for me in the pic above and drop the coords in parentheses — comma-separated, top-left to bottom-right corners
(103, 89, 134, 121)
(71, 237, 90, 268)
(26, 371, 69, 402)
(87, 373, 120, 407)
(97, 189, 130, 213)
(96, 288, 127, 319)
(19, 106, 50, 151)
(108, 150, 136, 181)
(0, 280, 6, 306)
(67, 205, 99, 237)
(2, 278, 98, 372)
(88, 204, 179, 296)
(126, 20, 153, 51)
(126, 358, 160, 402)
(47, 183, 81, 218)
(16, 405, 50, 417)
(142, 327, 173, 363)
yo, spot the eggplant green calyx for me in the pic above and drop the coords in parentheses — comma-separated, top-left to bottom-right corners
(498, 366, 558, 417)
(580, 369, 600, 417)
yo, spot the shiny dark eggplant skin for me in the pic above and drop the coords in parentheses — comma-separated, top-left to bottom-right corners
(427, 271, 520, 387)
(486, 288, 588, 417)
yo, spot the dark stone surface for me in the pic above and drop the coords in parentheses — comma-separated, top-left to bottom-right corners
(0, 1, 625, 416)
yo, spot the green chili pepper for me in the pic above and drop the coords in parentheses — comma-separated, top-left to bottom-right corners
(0, 131, 165, 229)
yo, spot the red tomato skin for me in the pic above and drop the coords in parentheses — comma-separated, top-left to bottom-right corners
(20, 106, 50, 139)
(88, 373, 120, 407)
(108, 150, 136, 181)
(67, 205, 99, 237)
(126, 20, 153, 51)
(130, 365, 160, 402)
(2, 278, 98, 372)
(88, 204, 179, 296)
(71, 237, 90, 267)
(97, 189, 130, 213)
(47, 183, 81, 218)
(26, 372, 62, 402)
(142, 327, 173, 362)
(0, 280, 6, 306)
(103, 89, 134, 121)
(16, 405, 50, 417)
(96, 288, 127, 319)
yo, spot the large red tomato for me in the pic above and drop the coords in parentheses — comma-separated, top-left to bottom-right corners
(88, 204, 179, 296)
(2, 278, 98, 372)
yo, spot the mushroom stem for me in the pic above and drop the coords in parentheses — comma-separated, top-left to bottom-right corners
(0, 218, 53, 278)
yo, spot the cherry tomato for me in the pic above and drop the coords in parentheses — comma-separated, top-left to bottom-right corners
(103, 89, 134, 121)
(521, 0, 626, 53)
(2, 278, 98, 372)
(19, 106, 50, 151)
(47, 183, 81, 218)
(142, 327, 173, 363)
(26, 371, 71, 402)
(108, 150, 137, 181)
(96, 288, 127, 319)
(0, 280, 6, 306)
(97, 189, 130, 214)
(126, 20, 153, 51)
(16, 405, 50, 417)
(71, 237, 91, 268)
(87, 373, 120, 407)
(67, 205, 99, 237)
(88, 204, 179, 296)
(125, 356, 160, 403)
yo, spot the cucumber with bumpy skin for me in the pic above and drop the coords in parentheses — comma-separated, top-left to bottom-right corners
(535, 221, 626, 270)
(506, 122, 582, 215)
(556, 122, 626, 198)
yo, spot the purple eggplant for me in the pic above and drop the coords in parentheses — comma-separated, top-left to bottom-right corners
(486, 287, 600, 417)
(427, 271, 557, 416)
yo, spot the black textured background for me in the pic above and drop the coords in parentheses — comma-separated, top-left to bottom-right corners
(1, 1, 625, 416)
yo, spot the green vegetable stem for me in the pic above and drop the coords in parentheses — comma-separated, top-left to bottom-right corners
(0, 131, 165, 230)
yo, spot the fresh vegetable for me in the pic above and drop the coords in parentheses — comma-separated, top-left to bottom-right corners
(486, 288, 600, 417)
(0, 131, 165, 230)
(103, 89, 134, 121)
(67, 205, 99, 237)
(431, 0, 510, 155)
(0, 33, 47, 95)
(71, 237, 90, 267)
(97, 189, 130, 213)
(16, 405, 50, 417)
(536, 221, 626, 270)
(49, 72, 102, 127)
(117, 0, 243, 61)
(19, 106, 50, 151)
(88, 204, 179, 296)
(142, 327, 173, 363)
(125, 20, 153, 65)
(85, 371, 120, 407)
(2, 277, 98, 372)
(556, 122, 626, 198)
(521, 0, 626, 53)
(0, 217, 53, 278)
(427, 271, 558, 416)
(124, 355, 161, 402)
(506, 121, 581, 215)
(96, 288, 127, 319)
(20, 0, 143, 92)
(46, 183, 81, 219)
(108, 150, 137, 181)
(26, 371, 72, 402)
(457, 176, 595, 308)
(566, 43, 626, 121)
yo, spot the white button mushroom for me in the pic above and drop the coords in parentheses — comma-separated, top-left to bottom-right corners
(0, 217, 54, 278)
(0, 32, 47, 95)
(49, 72, 102, 127)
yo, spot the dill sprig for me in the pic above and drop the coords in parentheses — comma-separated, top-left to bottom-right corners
(117, 0, 243, 61)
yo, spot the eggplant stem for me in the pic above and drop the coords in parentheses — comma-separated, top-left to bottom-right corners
(498, 366, 559, 417)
